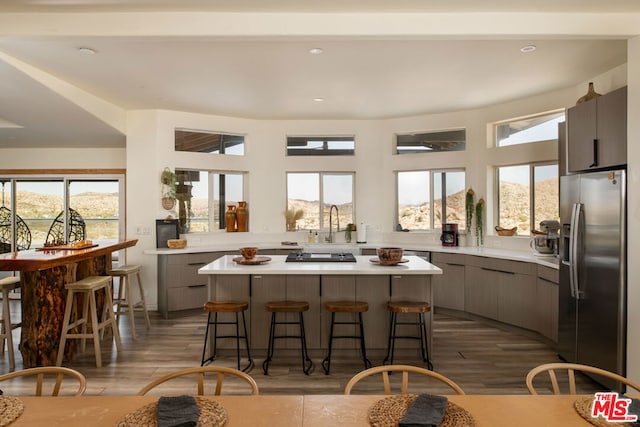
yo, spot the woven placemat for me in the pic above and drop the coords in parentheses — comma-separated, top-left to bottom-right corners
(368, 394, 475, 427)
(574, 396, 634, 427)
(0, 396, 24, 427)
(115, 396, 227, 427)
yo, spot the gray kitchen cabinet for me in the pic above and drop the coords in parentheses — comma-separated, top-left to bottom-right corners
(536, 265, 559, 341)
(567, 86, 627, 172)
(356, 275, 390, 350)
(250, 274, 320, 351)
(431, 252, 465, 311)
(465, 256, 537, 330)
(158, 251, 225, 318)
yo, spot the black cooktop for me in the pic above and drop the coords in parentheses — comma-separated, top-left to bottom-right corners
(285, 252, 357, 263)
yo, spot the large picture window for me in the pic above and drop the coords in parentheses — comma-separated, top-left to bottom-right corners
(496, 163, 559, 235)
(286, 172, 354, 232)
(396, 169, 465, 231)
(175, 169, 244, 233)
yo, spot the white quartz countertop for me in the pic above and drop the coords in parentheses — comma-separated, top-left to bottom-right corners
(198, 255, 443, 275)
(145, 242, 559, 270)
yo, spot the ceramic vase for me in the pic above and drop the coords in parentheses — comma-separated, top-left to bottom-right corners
(236, 201, 248, 232)
(225, 205, 237, 232)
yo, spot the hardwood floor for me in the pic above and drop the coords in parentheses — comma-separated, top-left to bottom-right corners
(0, 301, 602, 396)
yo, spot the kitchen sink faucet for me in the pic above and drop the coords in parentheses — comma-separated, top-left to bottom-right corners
(326, 205, 340, 243)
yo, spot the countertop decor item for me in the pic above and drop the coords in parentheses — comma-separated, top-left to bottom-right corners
(465, 188, 475, 233)
(345, 223, 355, 243)
(495, 226, 517, 236)
(225, 205, 236, 232)
(236, 201, 248, 232)
(376, 247, 404, 265)
(167, 239, 187, 249)
(239, 246, 258, 260)
(475, 198, 485, 246)
(576, 82, 601, 104)
(284, 208, 304, 232)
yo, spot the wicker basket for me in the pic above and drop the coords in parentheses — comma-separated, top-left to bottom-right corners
(495, 226, 517, 236)
(167, 239, 187, 249)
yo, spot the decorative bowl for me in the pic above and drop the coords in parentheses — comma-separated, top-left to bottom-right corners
(167, 239, 187, 249)
(376, 247, 404, 265)
(495, 226, 518, 236)
(239, 246, 258, 260)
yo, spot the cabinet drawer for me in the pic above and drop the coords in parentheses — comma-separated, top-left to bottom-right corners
(537, 265, 559, 284)
(466, 255, 535, 275)
(167, 284, 208, 311)
(431, 252, 466, 266)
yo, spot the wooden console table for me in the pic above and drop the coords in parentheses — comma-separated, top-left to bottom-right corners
(0, 239, 137, 367)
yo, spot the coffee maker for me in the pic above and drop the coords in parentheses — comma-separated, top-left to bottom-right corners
(441, 223, 458, 247)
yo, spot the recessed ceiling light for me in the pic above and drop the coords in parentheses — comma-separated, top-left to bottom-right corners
(309, 48, 324, 55)
(312, 98, 324, 102)
(78, 47, 96, 55)
(520, 45, 537, 53)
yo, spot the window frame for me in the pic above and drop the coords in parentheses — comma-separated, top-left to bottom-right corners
(494, 161, 559, 235)
(395, 129, 466, 155)
(286, 136, 355, 156)
(395, 168, 466, 232)
(493, 110, 565, 148)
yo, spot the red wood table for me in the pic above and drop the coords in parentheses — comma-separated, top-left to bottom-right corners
(0, 239, 137, 367)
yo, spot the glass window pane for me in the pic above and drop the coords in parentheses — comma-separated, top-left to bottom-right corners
(287, 136, 355, 156)
(15, 180, 64, 247)
(497, 165, 530, 235)
(445, 171, 466, 229)
(175, 129, 244, 155)
(322, 174, 353, 230)
(69, 180, 119, 240)
(496, 111, 565, 147)
(189, 171, 209, 233)
(396, 129, 466, 154)
(533, 164, 559, 228)
(397, 171, 430, 231)
(287, 173, 319, 230)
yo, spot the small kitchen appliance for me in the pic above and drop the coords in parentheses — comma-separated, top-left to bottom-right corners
(530, 220, 560, 256)
(440, 223, 458, 247)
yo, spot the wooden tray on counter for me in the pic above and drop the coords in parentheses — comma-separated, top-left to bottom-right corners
(36, 243, 98, 251)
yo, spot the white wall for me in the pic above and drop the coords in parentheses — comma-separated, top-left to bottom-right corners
(0, 147, 124, 169)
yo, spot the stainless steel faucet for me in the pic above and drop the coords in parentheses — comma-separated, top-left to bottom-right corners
(326, 204, 339, 243)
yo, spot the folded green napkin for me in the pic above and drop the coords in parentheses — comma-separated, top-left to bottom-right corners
(399, 394, 448, 427)
(157, 395, 200, 427)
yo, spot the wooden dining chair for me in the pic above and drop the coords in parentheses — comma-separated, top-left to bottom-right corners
(0, 366, 87, 396)
(136, 366, 259, 396)
(344, 364, 465, 395)
(526, 362, 640, 395)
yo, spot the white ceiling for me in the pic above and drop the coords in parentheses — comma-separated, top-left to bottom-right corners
(0, 1, 637, 148)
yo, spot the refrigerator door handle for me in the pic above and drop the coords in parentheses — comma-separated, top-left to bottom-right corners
(570, 203, 582, 300)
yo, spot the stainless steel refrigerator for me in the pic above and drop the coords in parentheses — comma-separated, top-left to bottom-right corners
(558, 169, 626, 391)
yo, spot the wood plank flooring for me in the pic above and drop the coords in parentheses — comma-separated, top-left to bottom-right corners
(0, 301, 602, 396)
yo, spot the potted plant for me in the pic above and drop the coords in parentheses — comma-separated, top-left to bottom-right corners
(465, 188, 475, 234)
(160, 168, 177, 210)
(475, 198, 485, 246)
(284, 208, 304, 231)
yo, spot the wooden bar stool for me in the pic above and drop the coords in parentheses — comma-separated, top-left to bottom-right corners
(56, 276, 122, 368)
(321, 301, 372, 374)
(0, 276, 21, 371)
(383, 301, 433, 370)
(262, 300, 313, 375)
(201, 301, 253, 372)
(110, 264, 151, 339)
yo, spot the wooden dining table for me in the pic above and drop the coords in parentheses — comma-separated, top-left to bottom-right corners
(7, 394, 598, 426)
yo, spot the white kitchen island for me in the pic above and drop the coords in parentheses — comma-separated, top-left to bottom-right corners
(199, 254, 442, 362)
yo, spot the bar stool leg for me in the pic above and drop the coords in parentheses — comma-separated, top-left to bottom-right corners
(1, 288, 15, 371)
(383, 312, 398, 365)
(88, 289, 102, 368)
(135, 270, 152, 330)
(201, 312, 214, 366)
(321, 312, 336, 375)
(56, 289, 76, 366)
(418, 312, 433, 370)
(262, 312, 277, 375)
(124, 274, 137, 340)
(298, 312, 313, 375)
(358, 312, 372, 370)
(240, 310, 253, 372)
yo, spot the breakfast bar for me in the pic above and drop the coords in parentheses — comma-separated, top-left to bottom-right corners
(199, 254, 442, 358)
(0, 239, 137, 367)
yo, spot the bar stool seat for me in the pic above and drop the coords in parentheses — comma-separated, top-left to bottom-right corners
(56, 275, 122, 368)
(322, 301, 372, 375)
(0, 277, 21, 371)
(110, 264, 151, 340)
(383, 300, 433, 370)
(263, 300, 313, 375)
(201, 301, 253, 372)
